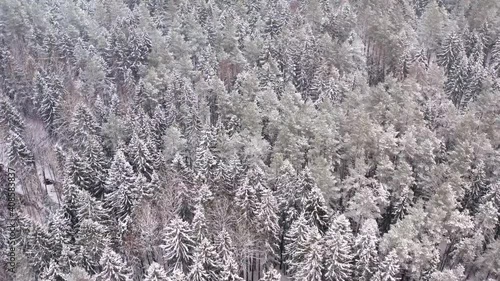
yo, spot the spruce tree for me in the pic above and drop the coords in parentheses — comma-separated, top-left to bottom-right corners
(220, 255, 243, 281)
(66, 153, 94, 192)
(235, 177, 258, 223)
(74, 219, 110, 274)
(25, 221, 52, 276)
(214, 228, 235, 264)
(437, 32, 464, 75)
(285, 216, 318, 276)
(46, 208, 72, 259)
(39, 260, 67, 281)
(193, 126, 217, 184)
(259, 267, 281, 281)
(94, 247, 133, 281)
(161, 217, 195, 272)
(144, 262, 169, 281)
(194, 238, 224, 281)
(68, 103, 101, 147)
(303, 185, 330, 234)
(295, 240, 324, 281)
(354, 219, 379, 281)
(187, 251, 209, 281)
(75, 189, 109, 224)
(104, 149, 136, 195)
(192, 203, 208, 242)
(168, 268, 188, 281)
(371, 251, 400, 281)
(33, 71, 64, 133)
(322, 215, 354, 281)
(255, 186, 279, 263)
(128, 131, 154, 179)
(0, 98, 24, 134)
(7, 129, 35, 166)
(85, 135, 109, 196)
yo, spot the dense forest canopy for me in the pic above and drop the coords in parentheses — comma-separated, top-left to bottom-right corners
(0, 0, 500, 280)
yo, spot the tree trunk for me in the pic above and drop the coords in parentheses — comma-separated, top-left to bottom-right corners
(246, 254, 249, 281)
(258, 252, 261, 280)
(251, 254, 255, 281)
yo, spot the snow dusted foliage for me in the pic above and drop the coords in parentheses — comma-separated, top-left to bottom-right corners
(284, 213, 312, 275)
(3, 0, 500, 280)
(39, 260, 67, 281)
(259, 267, 282, 281)
(322, 215, 354, 281)
(214, 228, 235, 264)
(235, 176, 258, 223)
(354, 219, 379, 281)
(371, 250, 400, 281)
(220, 255, 243, 281)
(187, 251, 209, 281)
(428, 265, 465, 281)
(104, 149, 137, 195)
(7, 129, 34, 165)
(295, 239, 323, 281)
(94, 247, 133, 281)
(193, 238, 224, 281)
(167, 268, 188, 281)
(0, 97, 24, 134)
(255, 185, 280, 261)
(144, 262, 169, 281)
(161, 217, 195, 272)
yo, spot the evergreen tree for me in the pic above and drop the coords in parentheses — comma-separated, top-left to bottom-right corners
(193, 238, 223, 281)
(437, 32, 464, 75)
(214, 228, 235, 264)
(255, 186, 279, 263)
(94, 247, 133, 281)
(295, 240, 324, 281)
(68, 103, 101, 147)
(220, 255, 243, 281)
(105, 175, 138, 224)
(7, 129, 34, 165)
(171, 153, 196, 219)
(65, 153, 94, 192)
(25, 221, 52, 276)
(46, 208, 72, 258)
(192, 203, 208, 242)
(105, 149, 136, 194)
(75, 189, 109, 223)
(187, 251, 209, 281)
(371, 251, 400, 281)
(161, 217, 195, 272)
(128, 131, 154, 179)
(354, 219, 380, 281)
(33, 71, 64, 133)
(193, 126, 217, 184)
(235, 176, 258, 223)
(0, 98, 24, 134)
(303, 185, 330, 234)
(85, 135, 109, 196)
(322, 215, 354, 281)
(39, 260, 67, 281)
(103, 148, 138, 224)
(74, 219, 110, 274)
(428, 265, 465, 281)
(444, 52, 469, 107)
(285, 217, 319, 276)
(144, 262, 169, 281)
(259, 267, 281, 281)
(168, 268, 188, 281)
